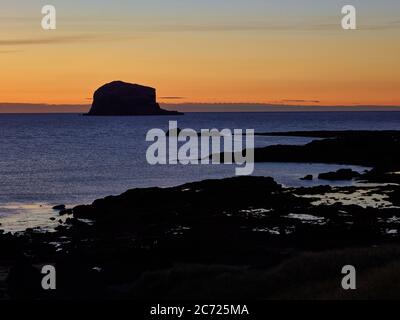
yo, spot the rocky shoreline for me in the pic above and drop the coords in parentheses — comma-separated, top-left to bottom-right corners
(1, 130, 400, 300)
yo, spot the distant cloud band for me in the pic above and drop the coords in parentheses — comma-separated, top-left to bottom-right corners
(282, 99, 320, 103)
(0, 35, 95, 46)
(160, 97, 185, 100)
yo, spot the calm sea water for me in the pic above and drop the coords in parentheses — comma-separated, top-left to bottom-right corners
(1, 111, 400, 231)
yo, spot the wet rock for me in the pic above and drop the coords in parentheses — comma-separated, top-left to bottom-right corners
(59, 209, 73, 216)
(73, 176, 282, 221)
(301, 175, 313, 181)
(292, 185, 332, 195)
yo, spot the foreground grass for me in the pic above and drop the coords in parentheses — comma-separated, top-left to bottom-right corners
(128, 244, 400, 300)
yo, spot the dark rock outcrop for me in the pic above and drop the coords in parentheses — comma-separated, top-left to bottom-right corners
(72, 176, 283, 221)
(52, 204, 65, 211)
(87, 81, 183, 116)
(250, 131, 400, 171)
(318, 169, 361, 181)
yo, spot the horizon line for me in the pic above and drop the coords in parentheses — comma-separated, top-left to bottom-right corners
(1, 102, 400, 114)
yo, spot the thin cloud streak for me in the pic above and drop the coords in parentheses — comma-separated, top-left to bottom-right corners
(282, 99, 320, 103)
(0, 35, 97, 46)
(124, 20, 400, 33)
(160, 97, 185, 100)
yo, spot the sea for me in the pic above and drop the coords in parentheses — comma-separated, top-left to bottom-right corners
(1, 111, 400, 232)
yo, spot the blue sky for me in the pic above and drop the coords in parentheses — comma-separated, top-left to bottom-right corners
(2, 0, 400, 26)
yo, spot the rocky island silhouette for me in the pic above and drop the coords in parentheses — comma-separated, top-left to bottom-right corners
(87, 81, 183, 116)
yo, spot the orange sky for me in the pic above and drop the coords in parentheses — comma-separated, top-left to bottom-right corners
(1, 1, 400, 107)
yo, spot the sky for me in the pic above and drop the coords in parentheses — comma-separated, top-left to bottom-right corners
(0, 0, 400, 111)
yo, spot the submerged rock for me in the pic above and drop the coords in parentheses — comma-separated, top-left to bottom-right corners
(52, 204, 66, 211)
(87, 81, 183, 116)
